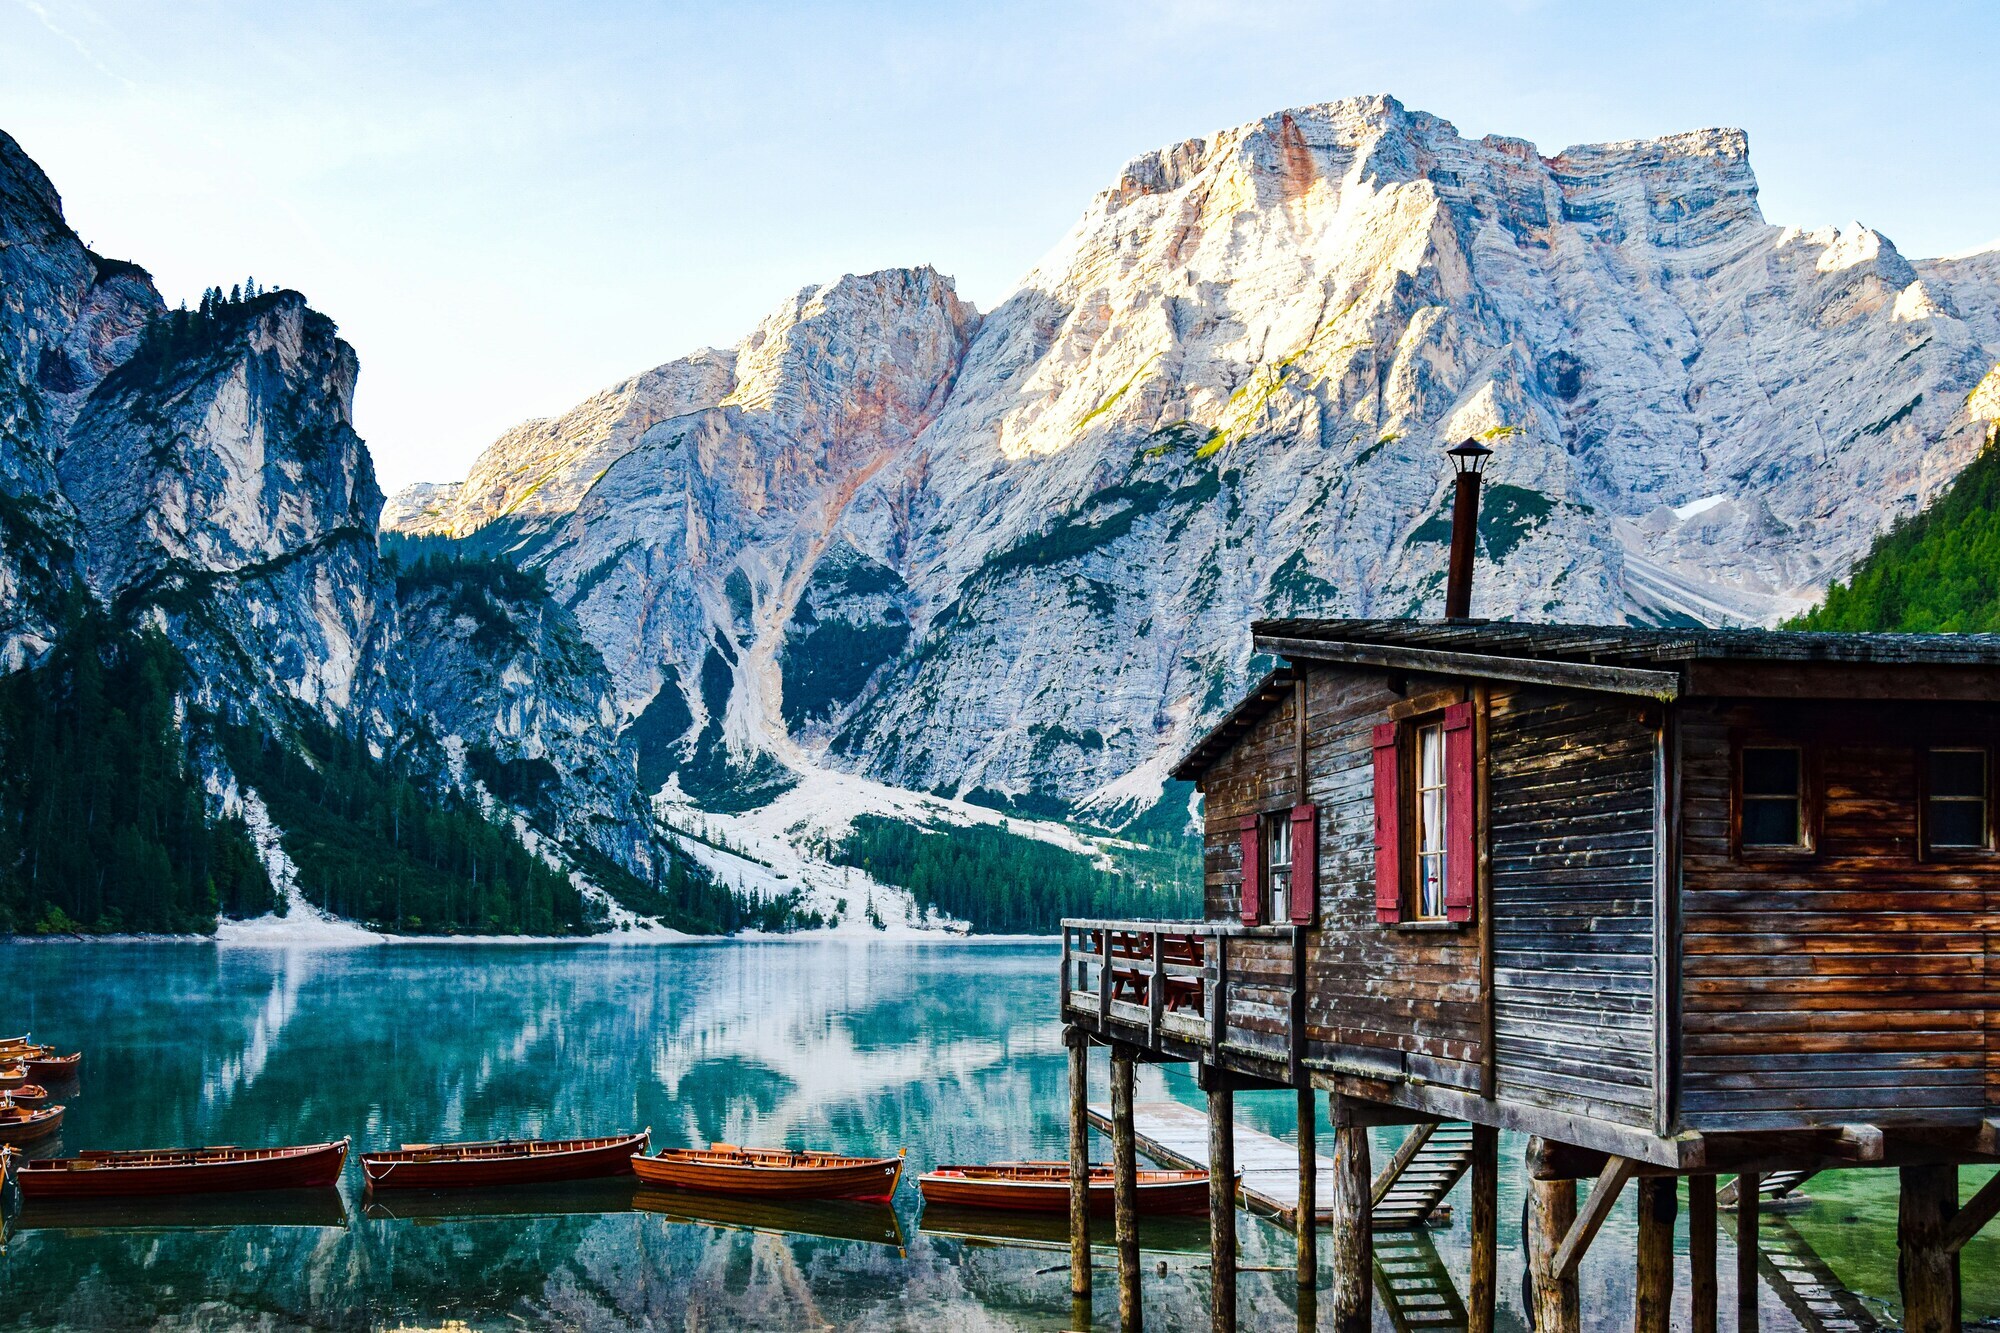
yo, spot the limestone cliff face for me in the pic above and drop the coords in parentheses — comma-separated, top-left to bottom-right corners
(389, 96, 2000, 823)
(0, 130, 158, 668)
(58, 293, 400, 731)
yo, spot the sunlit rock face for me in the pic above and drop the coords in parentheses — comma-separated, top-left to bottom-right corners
(58, 293, 401, 731)
(392, 96, 1997, 821)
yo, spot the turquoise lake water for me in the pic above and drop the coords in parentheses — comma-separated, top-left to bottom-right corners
(0, 940, 1991, 1330)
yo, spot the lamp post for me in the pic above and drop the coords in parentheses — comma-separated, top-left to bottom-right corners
(1443, 438, 1493, 621)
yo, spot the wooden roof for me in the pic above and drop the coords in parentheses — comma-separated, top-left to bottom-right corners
(1171, 619, 2000, 781)
(1255, 619, 2000, 666)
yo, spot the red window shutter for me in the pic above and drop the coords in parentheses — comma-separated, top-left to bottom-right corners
(1238, 814, 1262, 925)
(1371, 723, 1402, 923)
(1289, 802, 1317, 924)
(1444, 701, 1476, 922)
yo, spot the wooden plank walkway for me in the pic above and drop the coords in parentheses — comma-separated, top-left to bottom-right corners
(1088, 1099, 1333, 1225)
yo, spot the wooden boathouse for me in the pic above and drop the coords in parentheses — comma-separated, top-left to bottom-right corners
(1060, 618, 2000, 1333)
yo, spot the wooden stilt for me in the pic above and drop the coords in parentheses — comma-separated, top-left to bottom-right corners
(1525, 1138, 1579, 1333)
(1066, 1027, 1092, 1310)
(1295, 1085, 1317, 1290)
(1329, 1095, 1373, 1333)
(1899, 1163, 1960, 1333)
(1635, 1176, 1676, 1333)
(1736, 1171, 1760, 1333)
(1689, 1174, 1717, 1333)
(1209, 1075, 1236, 1333)
(1467, 1124, 1497, 1333)
(1111, 1048, 1142, 1333)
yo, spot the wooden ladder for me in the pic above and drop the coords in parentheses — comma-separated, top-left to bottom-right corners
(1754, 1216, 1882, 1333)
(1371, 1229, 1469, 1333)
(1370, 1121, 1477, 1231)
(1718, 1167, 1819, 1207)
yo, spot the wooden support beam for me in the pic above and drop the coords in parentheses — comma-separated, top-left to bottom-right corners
(1329, 1096, 1372, 1333)
(1066, 1027, 1092, 1308)
(1208, 1079, 1236, 1333)
(1978, 1117, 2000, 1158)
(1525, 1139, 1579, 1333)
(1111, 1049, 1142, 1332)
(1899, 1163, 1960, 1333)
(1467, 1125, 1496, 1333)
(1552, 1155, 1636, 1281)
(1688, 1175, 1718, 1333)
(1828, 1123, 1885, 1162)
(1943, 1169, 2000, 1255)
(1295, 1086, 1316, 1290)
(1737, 1172, 1760, 1333)
(1635, 1176, 1676, 1333)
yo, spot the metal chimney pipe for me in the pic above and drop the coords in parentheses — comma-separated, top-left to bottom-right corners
(1443, 438, 1493, 621)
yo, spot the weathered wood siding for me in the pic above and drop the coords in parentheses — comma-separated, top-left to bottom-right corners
(1299, 668, 1485, 1092)
(1200, 683, 1298, 923)
(1678, 701, 2000, 1130)
(1486, 687, 1660, 1129)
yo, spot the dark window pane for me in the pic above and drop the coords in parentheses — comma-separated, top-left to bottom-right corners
(1742, 748, 1800, 797)
(1742, 797, 1800, 847)
(1929, 750, 1985, 800)
(1929, 800, 1986, 849)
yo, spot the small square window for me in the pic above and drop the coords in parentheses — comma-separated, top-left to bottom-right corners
(1927, 748, 1989, 851)
(1740, 746, 1804, 848)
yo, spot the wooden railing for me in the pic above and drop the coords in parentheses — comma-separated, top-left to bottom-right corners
(1060, 918, 1306, 1080)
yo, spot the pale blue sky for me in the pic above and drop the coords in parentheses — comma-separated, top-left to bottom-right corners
(5, 1, 1995, 492)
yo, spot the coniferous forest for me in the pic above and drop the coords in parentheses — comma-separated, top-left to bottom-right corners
(1792, 438, 2000, 631)
(0, 602, 275, 934)
(828, 814, 1199, 934)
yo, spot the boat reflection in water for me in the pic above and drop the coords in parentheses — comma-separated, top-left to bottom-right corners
(11, 1188, 350, 1238)
(361, 1175, 640, 1224)
(634, 1185, 906, 1249)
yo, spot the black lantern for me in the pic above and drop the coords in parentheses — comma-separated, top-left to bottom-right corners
(1446, 437, 1494, 477)
(1442, 437, 1493, 620)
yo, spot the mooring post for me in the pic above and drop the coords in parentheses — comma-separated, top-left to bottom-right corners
(1688, 1174, 1717, 1333)
(1635, 1175, 1677, 1333)
(1737, 1171, 1760, 1333)
(1207, 1070, 1237, 1333)
(1295, 1085, 1317, 1289)
(1328, 1093, 1373, 1333)
(1525, 1137, 1579, 1333)
(1468, 1124, 1497, 1333)
(1111, 1046, 1142, 1332)
(1066, 1026, 1093, 1317)
(1899, 1163, 1961, 1333)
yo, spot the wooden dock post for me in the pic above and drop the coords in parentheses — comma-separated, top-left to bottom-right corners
(1467, 1124, 1496, 1333)
(1065, 1026, 1092, 1315)
(1295, 1086, 1317, 1290)
(1635, 1175, 1676, 1333)
(1328, 1094, 1372, 1333)
(1688, 1174, 1717, 1333)
(1899, 1163, 1960, 1333)
(1208, 1073, 1236, 1333)
(1737, 1171, 1760, 1333)
(1111, 1046, 1142, 1332)
(1525, 1138, 1579, 1333)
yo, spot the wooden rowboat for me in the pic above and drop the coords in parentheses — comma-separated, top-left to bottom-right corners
(0, 1103, 63, 1146)
(632, 1144, 905, 1203)
(917, 1162, 1212, 1215)
(361, 1131, 649, 1191)
(0, 1063, 28, 1090)
(14, 1137, 348, 1199)
(25, 1051, 80, 1081)
(3, 1085, 50, 1109)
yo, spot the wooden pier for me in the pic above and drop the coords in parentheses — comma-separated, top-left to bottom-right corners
(1087, 1099, 1331, 1226)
